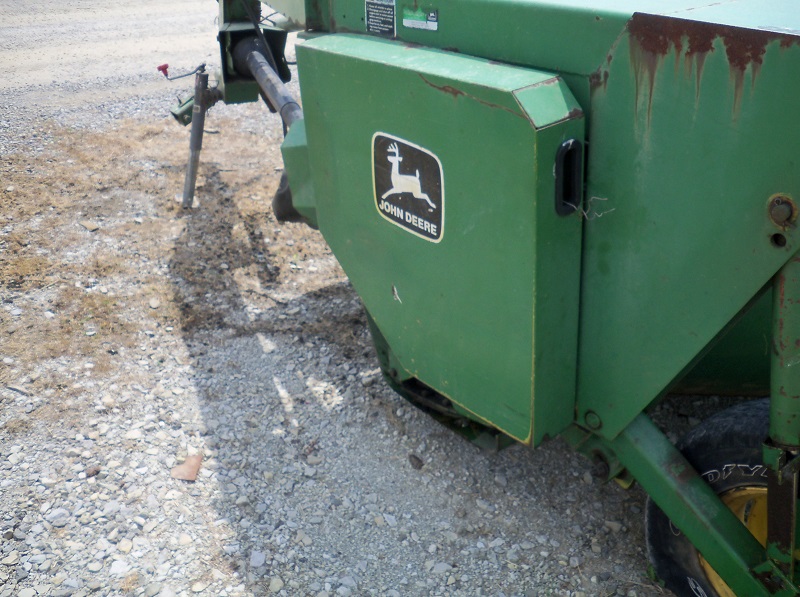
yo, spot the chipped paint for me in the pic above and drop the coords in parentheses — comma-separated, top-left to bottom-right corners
(417, 74, 526, 119)
(589, 68, 609, 91)
(626, 13, 799, 120)
(567, 107, 585, 120)
(418, 74, 465, 98)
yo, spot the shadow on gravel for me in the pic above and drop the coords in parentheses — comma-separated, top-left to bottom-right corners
(166, 160, 667, 596)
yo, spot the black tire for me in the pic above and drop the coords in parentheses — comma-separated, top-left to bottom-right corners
(645, 399, 770, 597)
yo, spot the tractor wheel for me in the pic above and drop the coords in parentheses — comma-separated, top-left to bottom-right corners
(645, 399, 769, 597)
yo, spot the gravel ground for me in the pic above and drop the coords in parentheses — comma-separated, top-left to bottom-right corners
(0, 2, 741, 596)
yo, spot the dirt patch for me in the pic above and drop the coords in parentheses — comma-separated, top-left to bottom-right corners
(1, 113, 339, 434)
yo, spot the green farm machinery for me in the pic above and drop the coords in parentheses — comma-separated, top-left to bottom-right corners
(173, 1, 800, 594)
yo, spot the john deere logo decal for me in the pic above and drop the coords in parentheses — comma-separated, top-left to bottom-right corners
(373, 133, 444, 242)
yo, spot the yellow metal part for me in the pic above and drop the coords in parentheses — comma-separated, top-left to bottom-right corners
(700, 487, 768, 597)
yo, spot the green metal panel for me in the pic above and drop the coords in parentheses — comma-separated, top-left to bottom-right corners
(770, 255, 800, 449)
(675, 291, 771, 396)
(276, 1, 800, 403)
(304, 0, 331, 31)
(304, 0, 800, 79)
(281, 120, 318, 226)
(219, 0, 257, 22)
(295, 34, 584, 444)
(314, 0, 627, 75)
(576, 15, 800, 440)
(218, 0, 263, 104)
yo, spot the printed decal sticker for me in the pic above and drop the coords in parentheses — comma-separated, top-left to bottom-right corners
(402, 7, 438, 31)
(373, 133, 444, 242)
(366, 0, 396, 37)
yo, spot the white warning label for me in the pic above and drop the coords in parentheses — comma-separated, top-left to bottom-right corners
(366, 0, 395, 37)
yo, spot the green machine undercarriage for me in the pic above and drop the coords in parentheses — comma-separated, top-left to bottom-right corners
(177, 1, 800, 594)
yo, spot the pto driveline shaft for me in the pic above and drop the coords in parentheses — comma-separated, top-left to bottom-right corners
(233, 38, 303, 130)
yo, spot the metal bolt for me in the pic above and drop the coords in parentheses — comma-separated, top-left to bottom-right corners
(584, 411, 602, 430)
(769, 196, 795, 228)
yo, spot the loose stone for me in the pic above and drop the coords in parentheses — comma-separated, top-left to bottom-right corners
(1, 552, 19, 565)
(250, 550, 266, 567)
(118, 538, 133, 553)
(45, 509, 71, 528)
(109, 560, 130, 576)
(269, 577, 284, 592)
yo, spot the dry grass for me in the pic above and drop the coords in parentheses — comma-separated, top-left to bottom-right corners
(0, 120, 192, 411)
(3, 285, 134, 358)
(0, 418, 32, 435)
(1, 113, 327, 434)
(119, 571, 142, 593)
(0, 254, 54, 291)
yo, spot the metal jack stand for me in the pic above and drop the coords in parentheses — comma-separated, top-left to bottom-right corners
(181, 68, 222, 209)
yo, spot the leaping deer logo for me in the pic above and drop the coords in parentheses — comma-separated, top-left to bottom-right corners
(381, 142, 436, 210)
